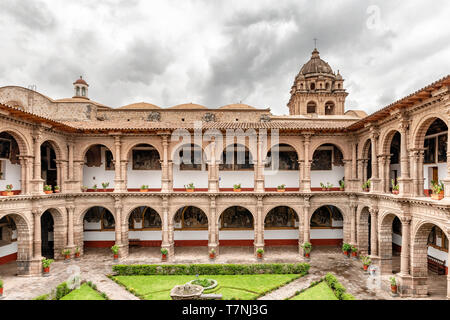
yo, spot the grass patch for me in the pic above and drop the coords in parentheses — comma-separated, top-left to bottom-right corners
(60, 283, 106, 301)
(290, 282, 338, 300)
(113, 274, 301, 300)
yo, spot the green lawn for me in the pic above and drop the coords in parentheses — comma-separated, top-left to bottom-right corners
(60, 283, 106, 300)
(113, 274, 301, 300)
(290, 281, 338, 300)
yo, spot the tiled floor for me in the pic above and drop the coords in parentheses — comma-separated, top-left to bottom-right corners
(0, 245, 447, 300)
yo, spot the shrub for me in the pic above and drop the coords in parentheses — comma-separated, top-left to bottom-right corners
(323, 272, 356, 300)
(112, 263, 310, 276)
(34, 294, 49, 300)
(341, 293, 356, 300)
(0, 279, 3, 288)
(111, 245, 119, 255)
(55, 282, 70, 300)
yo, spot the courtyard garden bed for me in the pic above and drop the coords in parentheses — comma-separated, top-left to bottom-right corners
(289, 273, 355, 300)
(34, 280, 109, 300)
(110, 263, 310, 300)
(112, 274, 302, 300)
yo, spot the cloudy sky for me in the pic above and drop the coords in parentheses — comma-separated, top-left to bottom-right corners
(0, 0, 449, 115)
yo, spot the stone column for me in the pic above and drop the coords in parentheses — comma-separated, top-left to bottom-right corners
(350, 204, 357, 245)
(33, 208, 42, 259)
(68, 141, 74, 180)
(302, 135, 311, 192)
(358, 159, 365, 189)
(343, 159, 352, 188)
(120, 160, 128, 191)
(418, 150, 425, 196)
(161, 135, 170, 192)
(369, 208, 378, 256)
(114, 199, 128, 258)
(399, 121, 413, 196)
(161, 196, 174, 257)
(303, 199, 310, 244)
(55, 161, 62, 190)
(74, 160, 84, 191)
(208, 196, 219, 254)
(254, 135, 265, 192)
(379, 155, 388, 193)
(31, 132, 44, 195)
(351, 142, 357, 180)
(399, 216, 411, 276)
(19, 156, 27, 194)
(113, 135, 124, 192)
(67, 205, 75, 249)
(168, 160, 173, 191)
(298, 160, 304, 191)
(208, 137, 219, 193)
(444, 124, 450, 197)
(410, 150, 420, 196)
(254, 196, 264, 254)
(370, 129, 381, 192)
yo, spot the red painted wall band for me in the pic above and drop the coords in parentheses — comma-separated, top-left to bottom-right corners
(0, 252, 17, 265)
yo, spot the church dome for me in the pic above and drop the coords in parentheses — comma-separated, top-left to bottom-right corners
(299, 48, 334, 76)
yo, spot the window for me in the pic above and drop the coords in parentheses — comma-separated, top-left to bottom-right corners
(219, 144, 253, 171)
(0, 160, 4, 180)
(325, 101, 335, 115)
(105, 150, 115, 170)
(81, 87, 86, 96)
(307, 102, 316, 114)
(174, 207, 208, 229)
(76, 87, 80, 96)
(310, 83, 315, 90)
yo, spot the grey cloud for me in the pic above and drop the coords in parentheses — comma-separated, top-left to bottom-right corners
(0, 0, 55, 31)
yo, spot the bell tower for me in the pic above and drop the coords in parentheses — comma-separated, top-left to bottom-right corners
(287, 48, 347, 116)
(73, 76, 89, 100)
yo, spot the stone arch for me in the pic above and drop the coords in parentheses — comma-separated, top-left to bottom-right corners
(309, 204, 345, 246)
(411, 220, 449, 277)
(380, 129, 401, 155)
(169, 142, 207, 163)
(309, 140, 348, 162)
(360, 138, 372, 159)
(325, 101, 335, 115)
(80, 142, 115, 162)
(264, 143, 300, 169)
(123, 141, 162, 163)
(169, 204, 209, 223)
(412, 114, 448, 149)
(173, 206, 209, 228)
(75, 204, 117, 226)
(263, 205, 300, 221)
(40, 139, 64, 161)
(308, 203, 348, 222)
(265, 139, 302, 162)
(220, 142, 256, 166)
(0, 127, 31, 156)
(378, 211, 403, 274)
(124, 205, 162, 226)
(217, 205, 256, 224)
(357, 206, 371, 254)
(0, 212, 33, 275)
(39, 207, 65, 259)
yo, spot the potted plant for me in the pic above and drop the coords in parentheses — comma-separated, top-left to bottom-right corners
(44, 185, 53, 194)
(391, 179, 399, 195)
(326, 182, 333, 191)
(54, 185, 61, 193)
(320, 182, 326, 191)
(390, 277, 398, 294)
(431, 180, 444, 200)
(92, 184, 98, 192)
(161, 248, 168, 261)
(361, 255, 371, 271)
(233, 183, 242, 192)
(301, 241, 312, 259)
(351, 245, 358, 259)
(184, 183, 195, 192)
(277, 184, 286, 192)
(339, 180, 345, 191)
(42, 258, 54, 276)
(209, 248, 216, 260)
(81, 185, 88, 192)
(140, 185, 149, 192)
(342, 243, 351, 257)
(3, 184, 13, 196)
(101, 182, 110, 192)
(74, 247, 80, 260)
(111, 244, 119, 260)
(0, 279, 3, 297)
(362, 180, 370, 192)
(256, 248, 264, 259)
(62, 249, 71, 261)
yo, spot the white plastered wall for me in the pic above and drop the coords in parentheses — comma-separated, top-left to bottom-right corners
(219, 171, 254, 188)
(83, 146, 115, 188)
(264, 170, 299, 188)
(0, 159, 21, 190)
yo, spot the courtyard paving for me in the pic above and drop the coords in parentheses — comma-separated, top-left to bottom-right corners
(0, 246, 446, 300)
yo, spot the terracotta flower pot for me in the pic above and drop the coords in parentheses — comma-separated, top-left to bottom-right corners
(5, 191, 14, 196)
(305, 252, 310, 258)
(352, 251, 357, 257)
(277, 189, 285, 193)
(431, 193, 444, 200)
(54, 190, 60, 193)
(0, 287, 3, 296)
(140, 189, 148, 193)
(186, 189, 194, 192)
(392, 190, 399, 195)
(162, 254, 167, 261)
(391, 285, 397, 294)
(363, 264, 369, 271)
(44, 191, 53, 194)
(113, 254, 119, 260)
(75, 252, 80, 258)
(209, 253, 215, 259)
(234, 188, 241, 192)
(43, 267, 50, 273)
(340, 188, 344, 191)
(65, 254, 70, 260)
(257, 253, 263, 259)
(322, 188, 326, 191)
(364, 188, 370, 192)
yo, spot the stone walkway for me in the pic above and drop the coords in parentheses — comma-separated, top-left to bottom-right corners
(0, 246, 447, 300)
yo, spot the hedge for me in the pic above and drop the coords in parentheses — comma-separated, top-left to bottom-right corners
(324, 272, 355, 300)
(112, 263, 310, 276)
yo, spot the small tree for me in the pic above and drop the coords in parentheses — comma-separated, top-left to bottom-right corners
(301, 241, 312, 254)
(111, 245, 119, 255)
